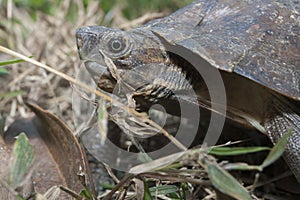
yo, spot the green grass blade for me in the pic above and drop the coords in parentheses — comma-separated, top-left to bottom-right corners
(99, 182, 115, 190)
(8, 133, 35, 189)
(80, 187, 94, 199)
(149, 185, 178, 196)
(144, 181, 153, 200)
(260, 130, 293, 169)
(0, 56, 33, 75)
(209, 146, 270, 156)
(0, 90, 23, 98)
(207, 164, 252, 200)
(0, 57, 33, 66)
(223, 163, 261, 171)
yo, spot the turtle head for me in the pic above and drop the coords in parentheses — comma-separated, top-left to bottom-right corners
(76, 25, 166, 66)
(76, 26, 168, 94)
(76, 26, 198, 114)
(76, 26, 135, 63)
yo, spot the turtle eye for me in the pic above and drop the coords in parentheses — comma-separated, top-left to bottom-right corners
(108, 38, 125, 53)
(102, 33, 132, 58)
(111, 40, 122, 51)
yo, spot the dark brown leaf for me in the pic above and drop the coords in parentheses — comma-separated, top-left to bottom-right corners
(3, 102, 87, 199)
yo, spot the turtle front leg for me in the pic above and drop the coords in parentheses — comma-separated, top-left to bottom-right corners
(263, 96, 300, 182)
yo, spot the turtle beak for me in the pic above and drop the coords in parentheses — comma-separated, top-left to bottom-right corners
(76, 26, 109, 81)
(76, 26, 116, 89)
(76, 26, 107, 60)
(76, 28, 95, 60)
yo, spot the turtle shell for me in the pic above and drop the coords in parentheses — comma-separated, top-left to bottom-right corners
(143, 0, 300, 100)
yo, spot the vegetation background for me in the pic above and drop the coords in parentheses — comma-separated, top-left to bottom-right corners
(0, 0, 298, 199)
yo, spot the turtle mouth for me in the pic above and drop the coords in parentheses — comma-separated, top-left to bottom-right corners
(84, 61, 117, 93)
(84, 61, 109, 81)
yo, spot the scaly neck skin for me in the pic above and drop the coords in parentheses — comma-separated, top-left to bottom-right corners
(263, 95, 300, 182)
(114, 63, 194, 104)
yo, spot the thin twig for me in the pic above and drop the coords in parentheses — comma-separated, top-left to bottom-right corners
(79, 143, 97, 198)
(103, 174, 135, 200)
(59, 185, 85, 199)
(104, 163, 120, 183)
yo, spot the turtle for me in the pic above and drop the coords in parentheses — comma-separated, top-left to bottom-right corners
(76, 0, 300, 182)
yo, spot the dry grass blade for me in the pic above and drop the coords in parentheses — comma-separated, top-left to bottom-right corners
(0, 45, 187, 151)
(129, 151, 185, 174)
(139, 172, 211, 186)
(100, 49, 121, 81)
(59, 186, 82, 199)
